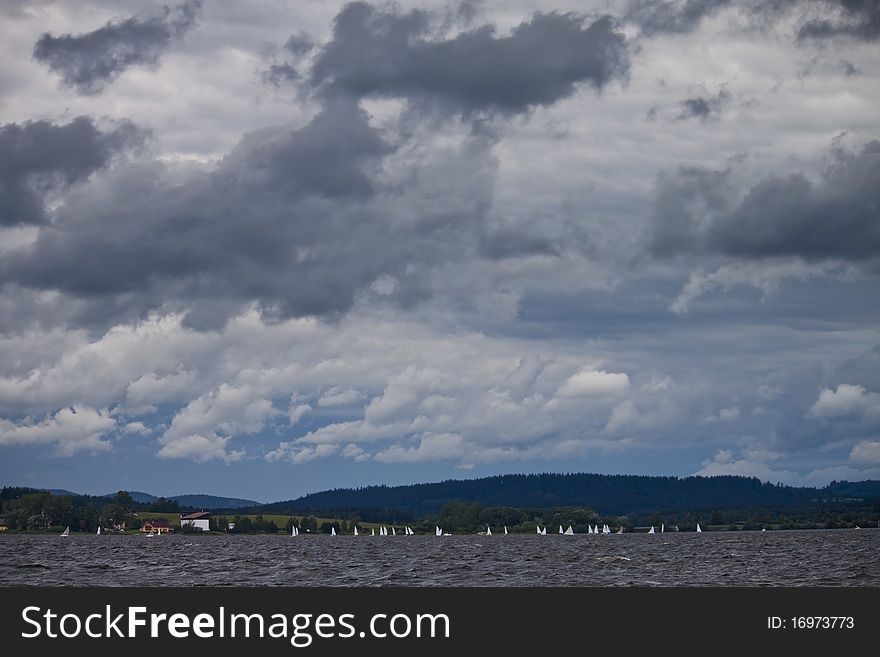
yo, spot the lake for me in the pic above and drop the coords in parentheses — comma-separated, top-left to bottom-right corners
(1, 529, 877, 586)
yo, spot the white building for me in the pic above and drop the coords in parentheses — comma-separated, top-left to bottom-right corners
(180, 511, 210, 531)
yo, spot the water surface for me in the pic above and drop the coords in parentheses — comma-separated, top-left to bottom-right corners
(1, 530, 877, 586)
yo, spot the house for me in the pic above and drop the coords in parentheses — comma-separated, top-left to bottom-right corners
(141, 518, 172, 534)
(180, 511, 210, 531)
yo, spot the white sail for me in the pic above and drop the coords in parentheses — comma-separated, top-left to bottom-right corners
(291, 525, 298, 536)
(564, 525, 574, 535)
(436, 526, 442, 536)
(536, 525, 542, 534)
(96, 526, 101, 535)
(648, 526, 655, 534)
(696, 523, 702, 533)
(617, 526, 623, 534)
(540, 526, 546, 535)
(661, 523, 665, 533)
(393, 526, 397, 536)
(354, 526, 359, 536)
(559, 525, 564, 534)
(371, 528, 375, 536)
(331, 526, 336, 536)
(60, 526, 70, 536)
(487, 526, 492, 536)
(504, 526, 508, 535)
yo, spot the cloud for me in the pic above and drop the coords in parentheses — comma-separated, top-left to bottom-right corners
(33, 0, 201, 95)
(626, 0, 732, 36)
(849, 440, 880, 465)
(693, 447, 800, 484)
(309, 3, 629, 116)
(668, 260, 846, 313)
(374, 432, 467, 464)
(808, 383, 880, 419)
(557, 369, 630, 397)
(650, 139, 880, 263)
(156, 433, 244, 463)
(158, 384, 280, 462)
(0, 117, 145, 227)
(678, 88, 730, 121)
(0, 405, 115, 455)
(798, 0, 880, 42)
(318, 385, 365, 407)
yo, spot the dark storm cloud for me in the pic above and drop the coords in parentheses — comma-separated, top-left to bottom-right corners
(0, 117, 145, 227)
(678, 89, 729, 121)
(650, 139, 880, 261)
(0, 99, 493, 329)
(308, 2, 629, 115)
(626, 0, 732, 36)
(798, 0, 880, 41)
(33, 0, 201, 95)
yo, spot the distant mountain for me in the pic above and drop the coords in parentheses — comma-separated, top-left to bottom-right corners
(43, 488, 81, 497)
(100, 492, 258, 508)
(259, 473, 880, 518)
(103, 491, 158, 503)
(170, 494, 259, 509)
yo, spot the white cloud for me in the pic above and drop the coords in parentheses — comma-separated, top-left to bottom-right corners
(374, 432, 467, 464)
(849, 441, 880, 466)
(693, 447, 799, 484)
(557, 369, 630, 397)
(122, 421, 150, 435)
(809, 384, 880, 419)
(157, 434, 244, 463)
(0, 405, 115, 455)
(265, 442, 338, 464)
(159, 384, 281, 462)
(605, 400, 638, 433)
(317, 385, 365, 407)
(288, 403, 311, 425)
(670, 261, 849, 314)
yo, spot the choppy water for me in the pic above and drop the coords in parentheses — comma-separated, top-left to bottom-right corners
(1, 530, 877, 586)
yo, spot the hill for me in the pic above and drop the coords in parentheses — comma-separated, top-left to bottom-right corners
(258, 473, 880, 518)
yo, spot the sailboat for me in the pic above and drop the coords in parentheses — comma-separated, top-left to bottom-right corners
(564, 525, 574, 535)
(291, 525, 299, 536)
(648, 526, 655, 534)
(536, 525, 542, 534)
(371, 528, 375, 536)
(661, 523, 665, 533)
(587, 525, 593, 534)
(603, 524, 611, 534)
(696, 523, 702, 533)
(540, 526, 546, 535)
(392, 527, 396, 536)
(353, 526, 359, 536)
(487, 526, 492, 536)
(405, 526, 414, 535)
(617, 526, 623, 534)
(504, 526, 508, 535)
(331, 527, 336, 536)
(436, 526, 443, 536)
(60, 526, 70, 536)
(559, 525, 564, 534)
(96, 526, 101, 535)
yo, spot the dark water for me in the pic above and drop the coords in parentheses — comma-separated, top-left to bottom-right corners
(1, 530, 877, 586)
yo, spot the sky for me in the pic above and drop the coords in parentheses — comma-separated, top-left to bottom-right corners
(0, 0, 878, 502)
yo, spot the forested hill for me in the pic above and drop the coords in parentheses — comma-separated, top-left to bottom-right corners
(259, 474, 880, 518)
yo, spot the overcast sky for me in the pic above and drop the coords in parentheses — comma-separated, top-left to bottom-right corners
(0, 0, 878, 502)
